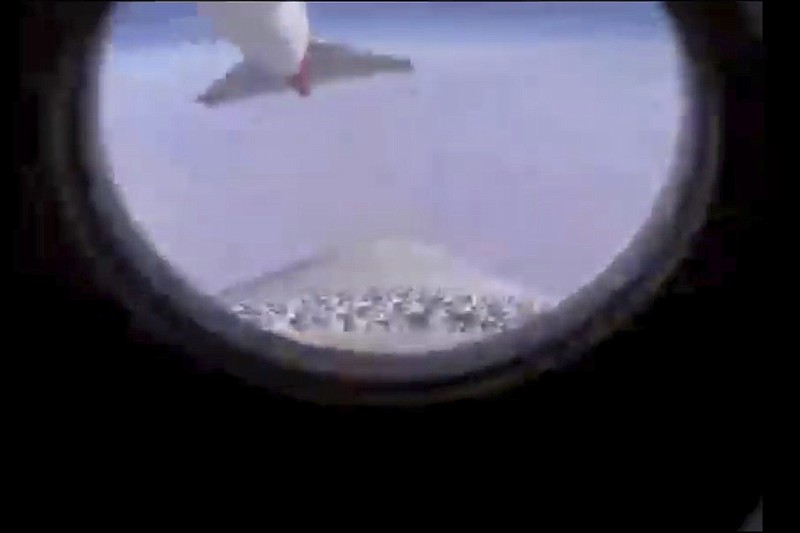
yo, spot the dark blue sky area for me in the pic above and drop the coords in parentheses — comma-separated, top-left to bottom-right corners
(110, 2, 671, 48)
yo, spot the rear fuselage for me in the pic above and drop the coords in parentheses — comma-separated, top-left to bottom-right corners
(200, 1, 310, 77)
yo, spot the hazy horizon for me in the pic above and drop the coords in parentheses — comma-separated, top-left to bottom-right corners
(98, 2, 683, 301)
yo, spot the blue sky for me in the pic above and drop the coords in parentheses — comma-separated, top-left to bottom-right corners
(99, 2, 682, 300)
(110, 2, 672, 48)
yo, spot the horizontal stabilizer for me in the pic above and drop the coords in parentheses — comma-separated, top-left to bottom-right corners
(196, 39, 414, 107)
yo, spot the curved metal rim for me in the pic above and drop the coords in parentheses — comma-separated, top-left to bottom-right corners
(41, 2, 756, 405)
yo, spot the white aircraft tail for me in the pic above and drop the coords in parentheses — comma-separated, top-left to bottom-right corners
(196, 38, 414, 106)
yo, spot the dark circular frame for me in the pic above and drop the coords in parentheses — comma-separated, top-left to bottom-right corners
(30, 2, 763, 405)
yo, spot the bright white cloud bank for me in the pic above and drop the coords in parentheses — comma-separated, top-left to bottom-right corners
(97, 31, 683, 300)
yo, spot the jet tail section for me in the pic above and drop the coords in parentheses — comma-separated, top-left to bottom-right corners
(195, 38, 414, 107)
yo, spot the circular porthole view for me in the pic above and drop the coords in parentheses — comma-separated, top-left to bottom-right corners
(96, 2, 684, 356)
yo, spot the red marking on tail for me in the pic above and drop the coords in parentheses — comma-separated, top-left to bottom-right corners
(287, 52, 311, 97)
